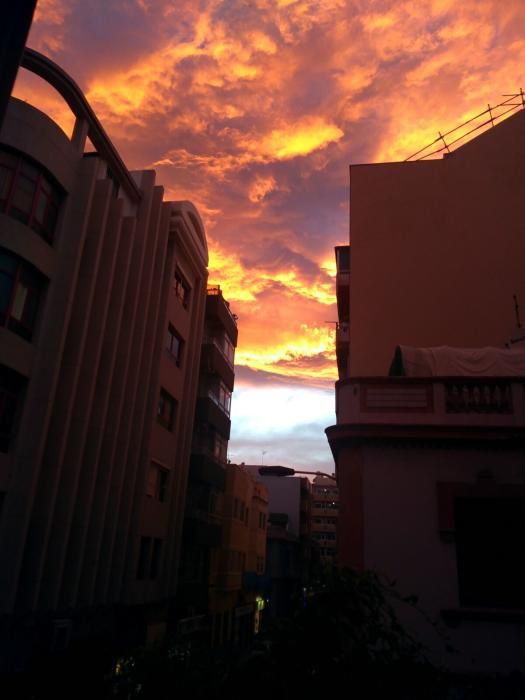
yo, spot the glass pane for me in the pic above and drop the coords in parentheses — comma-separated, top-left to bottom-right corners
(10, 284, 28, 322)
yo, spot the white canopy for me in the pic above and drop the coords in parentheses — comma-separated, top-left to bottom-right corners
(390, 345, 525, 377)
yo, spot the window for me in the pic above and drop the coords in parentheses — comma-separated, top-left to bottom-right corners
(137, 536, 163, 580)
(209, 381, 231, 415)
(454, 497, 525, 609)
(0, 248, 46, 341)
(150, 538, 162, 579)
(174, 268, 191, 308)
(219, 332, 235, 366)
(166, 324, 184, 366)
(157, 388, 176, 430)
(137, 536, 151, 580)
(0, 364, 25, 452)
(146, 462, 169, 502)
(336, 246, 350, 273)
(0, 148, 62, 243)
(213, 433, 227, 463)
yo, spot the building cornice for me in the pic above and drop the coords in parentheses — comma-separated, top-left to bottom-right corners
(20, 47, 141, 203)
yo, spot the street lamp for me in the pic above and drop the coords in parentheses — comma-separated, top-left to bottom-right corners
(258, 466, 334, 480)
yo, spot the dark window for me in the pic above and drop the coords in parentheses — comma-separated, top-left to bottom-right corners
(174, 268, 191, 308)
(336, 246, 350, 273)
(150, 538, 162, 579)
(157, 387, 176, 431)
(137, 536, 151, 580)
(0, 248, 46, 341)
(146, 463, 170, 502)
(0, 364, 25, 452)
(166, 324, 184, 366)
(213, 433, 227, 463)
(454, 497, 525, 609)
(0, 148, 62, 243)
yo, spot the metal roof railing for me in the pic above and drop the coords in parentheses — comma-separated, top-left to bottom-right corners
(406, 90, 525, 161)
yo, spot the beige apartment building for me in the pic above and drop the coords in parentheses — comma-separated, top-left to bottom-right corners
(327, 106, 525, 674)
(0, 49, 208, 668)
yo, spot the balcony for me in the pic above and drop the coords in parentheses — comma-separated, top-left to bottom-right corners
(195, 396, 231, 439)
(333, 377, 525, 435)
(201, 342, 235, 391)
(189, 453, 226, 490)
(206, 287, 238, 345)
(183, 510, 222, 547)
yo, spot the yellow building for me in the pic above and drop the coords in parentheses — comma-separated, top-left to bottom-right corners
(209, 464, 268, 647)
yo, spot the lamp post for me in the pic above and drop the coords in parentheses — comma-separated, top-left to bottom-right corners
(258, 466, 334, 480)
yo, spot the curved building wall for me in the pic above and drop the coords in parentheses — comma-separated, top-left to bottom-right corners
(0, 71, 209, 666)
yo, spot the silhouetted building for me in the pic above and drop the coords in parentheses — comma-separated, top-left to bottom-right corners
(327, 108, 525, 674)
(244, 467, 314, 617)
(311, 475, 338, 567)
(0, 49, 208, 668)
(178, 294, 268, 648)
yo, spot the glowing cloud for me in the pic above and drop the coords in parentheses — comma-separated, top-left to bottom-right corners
(15, 0, 525, 471)
(255, 117, 344, 160)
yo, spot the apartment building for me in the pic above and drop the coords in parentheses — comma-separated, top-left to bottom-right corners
(0, 49, 208, 668)
(311, 475, 338, 567)
(327, 106, 525, 673)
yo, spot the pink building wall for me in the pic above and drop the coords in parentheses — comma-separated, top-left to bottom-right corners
(349, 110, 525, 376)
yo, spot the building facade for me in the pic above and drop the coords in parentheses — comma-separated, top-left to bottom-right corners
(177, 292, 269, 648)
(244, 467, 314, 617)
(327, 108, 525, 674)
(0, 49, 208, 667)
(310, 475, 338, 567)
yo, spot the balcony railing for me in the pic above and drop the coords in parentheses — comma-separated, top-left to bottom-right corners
(207, 285, 238, 324)
(335, 377, 525, 428)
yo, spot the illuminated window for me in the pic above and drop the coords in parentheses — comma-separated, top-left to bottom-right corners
(0, 248, 46, 341)
(0, 148, 62, 243)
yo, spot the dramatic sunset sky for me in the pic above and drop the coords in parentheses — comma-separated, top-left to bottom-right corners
(15, 0, 525, 472)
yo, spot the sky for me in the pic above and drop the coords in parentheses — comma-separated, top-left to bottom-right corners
(14, 0, 525, 472)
